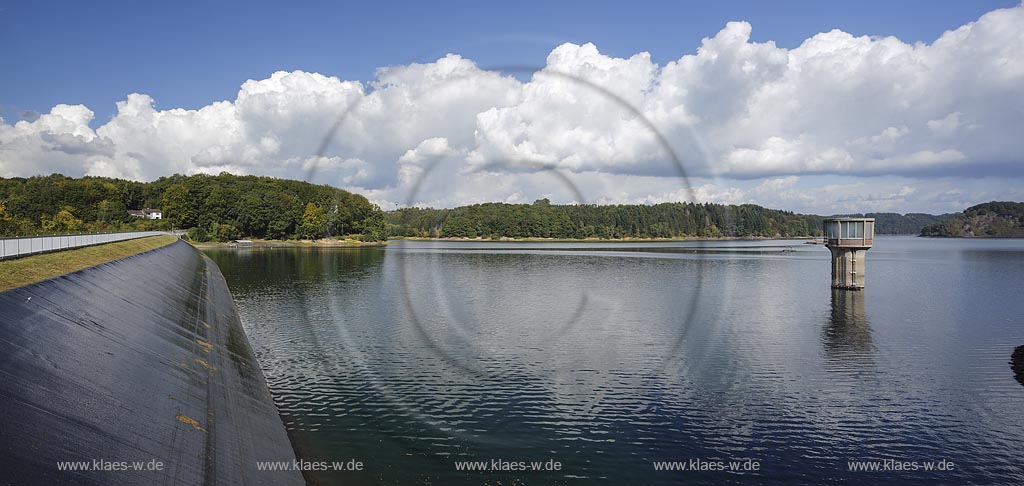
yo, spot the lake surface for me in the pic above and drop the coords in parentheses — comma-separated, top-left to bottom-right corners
(204, 237, 1024, 485)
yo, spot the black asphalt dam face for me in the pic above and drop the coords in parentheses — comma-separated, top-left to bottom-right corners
(0, 240, 303, 486)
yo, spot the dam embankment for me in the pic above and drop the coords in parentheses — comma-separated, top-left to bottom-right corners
(0, 239, 304, 485)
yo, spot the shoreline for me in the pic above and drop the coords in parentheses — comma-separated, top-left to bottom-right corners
(393, 235, 821, 243)
(919, 235, 1024, 239)
(190, 238, 390, 249)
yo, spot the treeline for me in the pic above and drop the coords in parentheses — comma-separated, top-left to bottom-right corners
(388, 200, 823, 239)
(0, 173, 387, 241)
(4, 173, 997, 241)
(921, 201, 1024, 237)
(0, 174, 163, 236)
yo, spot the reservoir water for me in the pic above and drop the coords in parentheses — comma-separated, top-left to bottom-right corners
(204, 237, 1024, 485)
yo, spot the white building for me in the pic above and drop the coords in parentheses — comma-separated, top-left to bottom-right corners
(128, 208, 162, 220)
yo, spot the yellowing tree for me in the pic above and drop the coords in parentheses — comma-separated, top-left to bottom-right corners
(297, 202, 327, 240)
(0, 201, 16, 235)
(43, 206, 84, 233)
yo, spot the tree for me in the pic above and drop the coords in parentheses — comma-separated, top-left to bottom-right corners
(187, 226, 210, 242)
(355, 209, 388, 241)
(0, 201, 16, 235)
(42, 206, 84, 233)
(297, 202, 327, 240)
(387, 201, 830, 239)
(214, 223, 242, 242)
(0, 173, 388, 239)
(161, 183, 197, 227)
(97, 199, 114, 222)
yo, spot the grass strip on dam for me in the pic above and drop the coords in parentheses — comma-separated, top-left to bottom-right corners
(0, 235, 177, 292)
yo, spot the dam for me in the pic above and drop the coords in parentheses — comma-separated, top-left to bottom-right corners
(0, 240, 303, 485)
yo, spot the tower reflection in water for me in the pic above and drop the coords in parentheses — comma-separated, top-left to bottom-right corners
(823, 289, 875, 370)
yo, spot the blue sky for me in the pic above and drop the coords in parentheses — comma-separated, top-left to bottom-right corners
(1, 0, 1016, 124)
(1, 1, 1022, 214)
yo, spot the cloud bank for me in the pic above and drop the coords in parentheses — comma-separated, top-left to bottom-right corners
(1, 4, 1022, 214)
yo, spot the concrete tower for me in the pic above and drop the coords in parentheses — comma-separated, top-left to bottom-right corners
(823, 217, 874, 290)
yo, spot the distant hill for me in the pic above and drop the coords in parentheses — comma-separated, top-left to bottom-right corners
(832, 212, 958, 235)
(920, 202, 1024, 238)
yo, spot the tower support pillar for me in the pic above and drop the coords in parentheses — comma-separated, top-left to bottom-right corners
(829, 247, 866, 290)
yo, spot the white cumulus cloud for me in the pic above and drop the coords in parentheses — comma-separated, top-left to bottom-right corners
(2, 3, 1023, 214)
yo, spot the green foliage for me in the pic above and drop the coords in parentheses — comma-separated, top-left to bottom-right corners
(297, 202, 328, 240)
(353, 209, 387, 241)
(161, 183, 197, 228)
(388, 201, 825, 239)
(42, 206, 84, 232)
(214, 223, 242, 242)
(0, 173, 389, 240)
(389, 202, 984, 240)
(921, 201, 1024, 237)
(920, 220, 960, 237)
(187, 226, 210, 242)
(0, 201, 19, 235)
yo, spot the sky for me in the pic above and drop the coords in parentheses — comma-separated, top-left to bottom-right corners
(1, 0, 1022, 214)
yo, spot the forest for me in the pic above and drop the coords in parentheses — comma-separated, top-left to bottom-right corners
(921, 201, 1024, 237)
(387, 200, 823, 239)
(387, 201, 964, 239)
(2, 173, 988, 241)
(0, 173, 388, 241)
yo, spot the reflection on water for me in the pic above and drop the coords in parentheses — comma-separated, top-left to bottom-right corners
(205, 237, 1024, 485)
(823, 289, 874, 369)
(1013, 346, 1024, 387)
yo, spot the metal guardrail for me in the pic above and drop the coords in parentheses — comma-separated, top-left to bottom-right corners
(0, 231, 171, 261)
